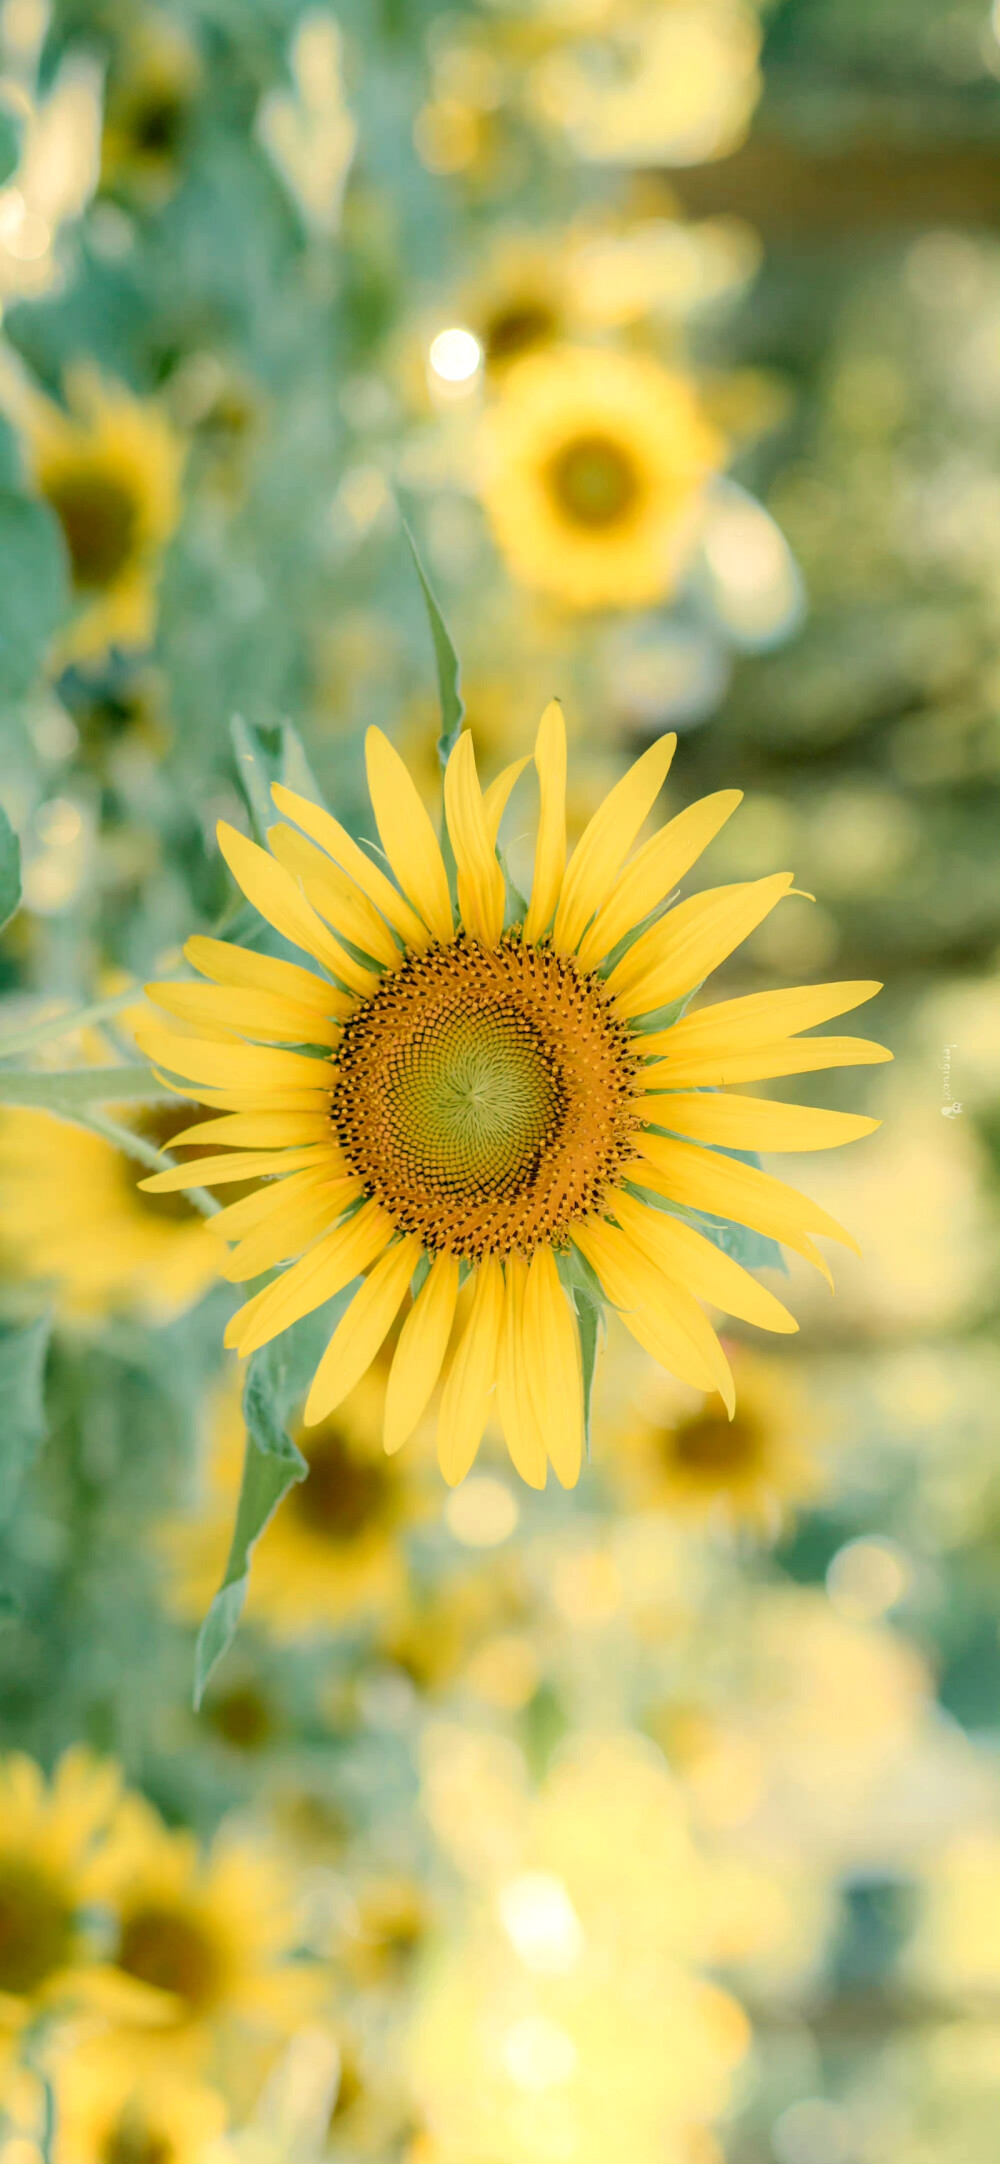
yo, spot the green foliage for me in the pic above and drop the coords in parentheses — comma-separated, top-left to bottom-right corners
(0, 803, 19, 933)
(0, 1315, 51, 1527)
(403, 521, 466, 768)
(0, 491, 67, 700)
(0, 92, 22, 188)
(230, 715, 327, 843)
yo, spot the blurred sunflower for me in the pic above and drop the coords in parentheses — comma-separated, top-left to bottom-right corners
(0, 1749, 122, 2054)
(92, 1795, 314, 2068)
(481, 347, 723, 610)
(615, 1352, 822, 1534)
(136, 707, 888, 1490)
(449, 230, 577, 380)
(0, 1104, 219, 1321)
(162, 1369, 417, 1638)
(19, 369, 184, 665)
(100, 14, 201, 203)
(53, 2040, 227, 2164)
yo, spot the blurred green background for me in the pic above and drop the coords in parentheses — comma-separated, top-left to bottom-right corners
(1, 2, 999, 2160)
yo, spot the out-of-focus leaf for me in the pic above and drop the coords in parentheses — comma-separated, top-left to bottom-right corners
(0, 1314, 51, 1525)
(0, 94, 22, 188)
(0, 985, 143, 1061)
(0, 1064, 175, 1111)
(403, 521, 465, 767)
(0, 804, 20, 933)
(0, 490, 67, 699)
(192, 1288, 356, 1705)
(231, 714, 327, 841)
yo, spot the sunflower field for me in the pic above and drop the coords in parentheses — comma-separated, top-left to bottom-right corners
(1, 1, 999, 2159)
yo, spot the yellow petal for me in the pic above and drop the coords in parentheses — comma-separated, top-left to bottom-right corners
(436, 1258, 503, 1486)
(643, 1091, 880, 1153)
(133, 1023, 332, 1094)
(523, 700, 567, 942)
(577, 790, 743, 969)
(640, 1036, 893, 1087)
(611, 1189, 798, 1334)
(208, 1167, 334, 1240)
(607, 875, 794, 1018)
(445, 731, 506, 948)
(483, 756, 531, 843)
(574, 1217, 732, 1408)
(636, 1131, 859, 1266)
(523, 1248, 582, 1489)
(496, 1255, 547, 1490)
(216, 822, 378, 989)
(268, 823, 402, 969)
(270, 781, 432, 952)
(139, 1147, 330, 1194)
(384, 1251, 460, 1455)
(225, 1199, 394, 1356)
(221, 1176, 361, 1282)
(365, 727, 453, 943)
(184, 935, 350, 1014)
(164, 1113, 334, 1149)
(553, 732, 676, 955)
(148, 980, 340, 1048)
(155, 1082, 330, 1115)
(304, 1235, 422, 1424)
(655, 980, 885, 1054)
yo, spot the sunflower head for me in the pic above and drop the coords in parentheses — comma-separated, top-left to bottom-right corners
(101, 16, 201, 201)
(0, 1748, 124, 2029)
(138, 701, 888, 1495)
(18, 369, 184, 664)
(481, 346, 723, 610)
(618, 1353, 822, 1534)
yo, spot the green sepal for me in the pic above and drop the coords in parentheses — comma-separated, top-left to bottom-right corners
(0, 1313, 51, 1527)
(597, 889, 680, 979)
(402, 520, 465, 768)
(628, 984, 703, 1038)
(410, 1250, 432, 1301)
(556, 1245, 606, 1459)
(230, 714, 326, 843)
(0, 802, 20, 934)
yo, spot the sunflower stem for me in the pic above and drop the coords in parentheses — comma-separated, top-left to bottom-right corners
(0, 985, 144, 1063)
(0, 1062, 176, 1110)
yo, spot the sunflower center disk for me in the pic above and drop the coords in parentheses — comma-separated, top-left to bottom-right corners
(332, 936, 640, 1262)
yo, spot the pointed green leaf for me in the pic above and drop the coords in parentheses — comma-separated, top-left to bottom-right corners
(402, 521, 465, 766)
(193, 1345, 307, 1707)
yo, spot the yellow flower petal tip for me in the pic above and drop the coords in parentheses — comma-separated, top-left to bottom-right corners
(140, 728, 885, 1488)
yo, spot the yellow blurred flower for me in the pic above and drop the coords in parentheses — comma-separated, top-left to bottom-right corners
(91, 1794, 314, 2071)
(908, 1830, 1000, 2001)
(0, 1748, 123, 2051)
(18, 368, 184, 664)
(611, 1352, 823, 1536)
(53, 2039, 227, 2164)
(0, 1105, 220, 1321)
(100, 12, 201, 203)
(526, 0, 762, 169)
(481, 347, 723, 609)
(162, 1369, 420, 1639)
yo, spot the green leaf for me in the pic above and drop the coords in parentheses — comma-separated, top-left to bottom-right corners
(598, 890, 680, 979)
(193, 1344, 308, 1707)
(628, 985, 703, 1038)
(0, 1063, 175, 1112)
(402, 521, 465, 767)
(557, 1246, 606, 1459)
(0, 1314, 51, 1526)
(0, 985, 145, 1063)
(0, 803, 19, 934)
(0, 489, 68, 699)
(230, 715, 326, 842)
(0, 93, 23, 189)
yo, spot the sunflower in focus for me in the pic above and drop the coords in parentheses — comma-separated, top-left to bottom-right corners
(161, 1369, 416, 1638)
(613, 1351, 822, 1535)
(136, 707, 889, 1491)
(91, 1794, 313, 2069)
(0, 1104, 219, 1321)
(0, 1749, 123, 2054)
(481, 347, 723, 610)
(19, 369, 184, 665)
(53, 2040, 227, 2164)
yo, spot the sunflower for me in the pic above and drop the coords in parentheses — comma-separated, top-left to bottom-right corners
(612, 1350, 822, 1535)
(481, 347, 723, 611)
(0, 1104, 219, 1321)
(53, 2040, 227, 2164)
(135, 708, 889, 1492)
(450, 231, 576, 381)
(19, 369, 184, 665)
(161, 1369, 417, 1638)
(89, 1794, 314, 2070)
(0, 1748, 123, 2051)
(100, 14, 201, 204)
